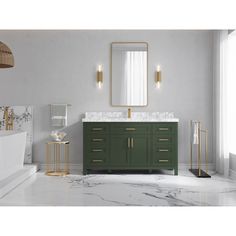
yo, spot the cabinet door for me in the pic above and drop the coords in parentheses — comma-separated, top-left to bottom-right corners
(110, 135, 129, 168)
(129, 135, 149, 168)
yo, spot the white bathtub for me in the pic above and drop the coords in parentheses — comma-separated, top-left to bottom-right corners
(0, 131, 27, 181)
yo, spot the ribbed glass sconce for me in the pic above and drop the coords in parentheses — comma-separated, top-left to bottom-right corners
(97, 65, 103, 89)
(0, 41, 14, 68)
(155, 65, 161, 89)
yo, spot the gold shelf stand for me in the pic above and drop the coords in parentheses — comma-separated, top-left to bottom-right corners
(45, 141, 70, 176)
(189, 121, 211, 178)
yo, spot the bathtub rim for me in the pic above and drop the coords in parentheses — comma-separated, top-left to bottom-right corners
(0, 130, 27, 137)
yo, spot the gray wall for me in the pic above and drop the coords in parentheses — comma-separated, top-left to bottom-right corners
(0, 30, 214, 166)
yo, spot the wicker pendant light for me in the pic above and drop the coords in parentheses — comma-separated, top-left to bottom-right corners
(0, 41, 14, 68)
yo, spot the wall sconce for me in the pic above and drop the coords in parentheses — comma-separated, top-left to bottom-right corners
(97, 65, 103, 89)
(155, 65, 161, 89)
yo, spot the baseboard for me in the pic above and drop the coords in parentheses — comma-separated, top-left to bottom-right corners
(229, 169, 236, 180)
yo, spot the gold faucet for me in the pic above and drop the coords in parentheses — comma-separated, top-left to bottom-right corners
(3, 107, 14, 130)
(128, 108, 132, 119)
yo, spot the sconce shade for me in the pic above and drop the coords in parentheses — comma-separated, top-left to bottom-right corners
(97, 71, 103, 83)
(0, 41, 14, 68)
(156, 71, 161, 83)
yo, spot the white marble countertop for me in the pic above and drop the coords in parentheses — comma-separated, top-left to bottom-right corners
(82, 112, 179, 122)
(82, 119, 179, 122)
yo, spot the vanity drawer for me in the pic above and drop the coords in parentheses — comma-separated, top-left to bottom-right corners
(87, 148, 108, 164)
(155, 146, 174, 154)
(110, 123, 149, 134)
(153, 123, 177, 134)
(154, 135, 174, 145)
(88, 135, 107, 147)
(89, 158, 107, 166)
(153, 147, 174, 166)
(84, 123, 109, 134)
(155, 157, 173, 166)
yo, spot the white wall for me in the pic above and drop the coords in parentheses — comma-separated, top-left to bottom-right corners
(0, 30, 214, 167)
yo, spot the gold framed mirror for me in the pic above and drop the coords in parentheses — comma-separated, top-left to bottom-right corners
(111, 42, 148, 107)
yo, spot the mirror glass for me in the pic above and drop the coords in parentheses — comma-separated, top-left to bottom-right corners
(111, 42, 148, 106)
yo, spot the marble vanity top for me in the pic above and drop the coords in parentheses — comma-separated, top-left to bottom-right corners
(82, 112, 179, 122)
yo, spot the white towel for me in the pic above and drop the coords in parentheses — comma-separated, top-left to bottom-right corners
(192, 121, 199, 145)
(51, 104, 67, 127)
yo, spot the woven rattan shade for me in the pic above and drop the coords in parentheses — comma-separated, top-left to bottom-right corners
(0, 41, 14, 68)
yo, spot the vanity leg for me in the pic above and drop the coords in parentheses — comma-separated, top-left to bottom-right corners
(108, 169, 112, 174)
(83, 169, 88, 175)
(174, 168, 178, 175)
(148, 169, 153, 174)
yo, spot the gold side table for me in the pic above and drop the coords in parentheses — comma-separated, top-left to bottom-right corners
(45, 141, 70, 176)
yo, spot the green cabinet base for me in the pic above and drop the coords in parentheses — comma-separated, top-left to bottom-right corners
(83, 122, 178, 175)
(84, 168, 178, 175)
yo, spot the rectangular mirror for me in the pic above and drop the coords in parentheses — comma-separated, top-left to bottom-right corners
(111, 42, 148, 106)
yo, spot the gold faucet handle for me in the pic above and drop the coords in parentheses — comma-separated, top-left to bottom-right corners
(128, 108, 131, 119)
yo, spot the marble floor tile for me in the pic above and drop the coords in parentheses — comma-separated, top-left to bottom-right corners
(0, 171, 236, 206)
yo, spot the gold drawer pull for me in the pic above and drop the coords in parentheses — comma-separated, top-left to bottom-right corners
(131, 138, 134, 148)
(159, 128, 169, 131)
(125, 128, 136, 131)
(159, 138, 169, 141)
(159, 149, 169, 152)
(92, 159, 103, 162)
(92, 128, 103, 131)
(92, 149, 103, 152)
(92, 138, 104, 142)
(159, 159, 169, 162)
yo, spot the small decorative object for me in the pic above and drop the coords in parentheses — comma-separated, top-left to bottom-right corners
(50, 130, 67, 142)
(45, 141, 70, 176)
(189, 120, 211, 178)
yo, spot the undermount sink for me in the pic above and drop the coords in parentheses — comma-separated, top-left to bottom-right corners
(82, 112, 179, 122)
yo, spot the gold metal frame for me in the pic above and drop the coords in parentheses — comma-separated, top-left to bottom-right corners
(200, 129, 208, 174)
(110, 42, 149, 107)
(45, 141, 70, 176)
(190, 121, 208, 176)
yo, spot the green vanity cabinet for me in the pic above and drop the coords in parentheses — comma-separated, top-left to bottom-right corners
(83, 122, 178, 175)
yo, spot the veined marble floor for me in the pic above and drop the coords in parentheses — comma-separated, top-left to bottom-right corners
(0, 170, 236, 206)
